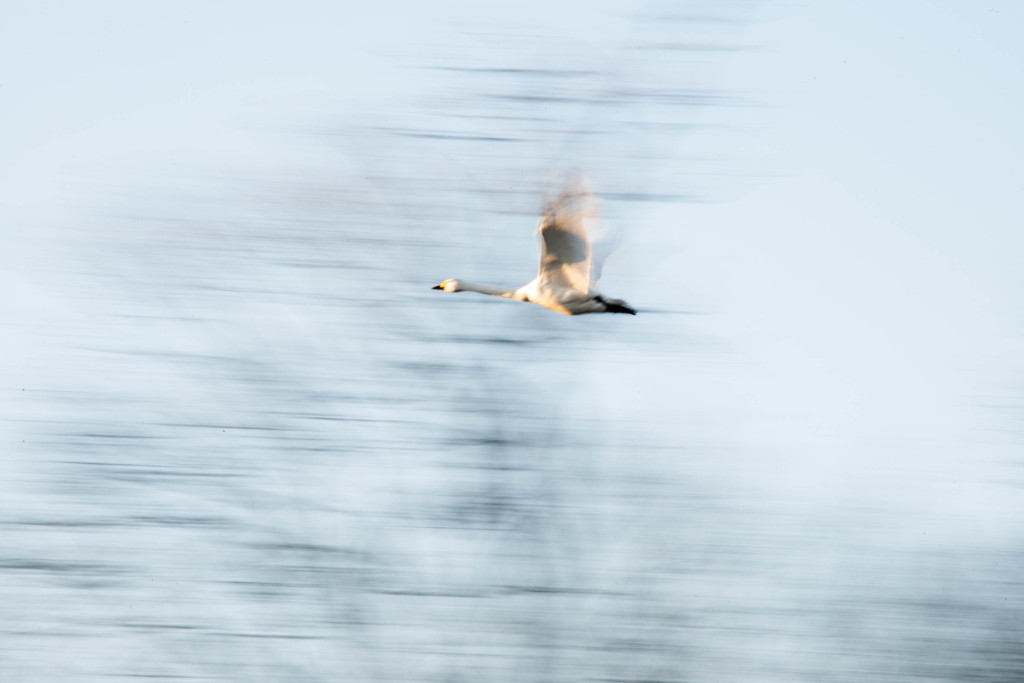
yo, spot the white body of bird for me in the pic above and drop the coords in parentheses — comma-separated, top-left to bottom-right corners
(432, 182, 636, 316)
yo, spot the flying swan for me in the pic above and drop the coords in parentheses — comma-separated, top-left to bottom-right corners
(432, 183, 636, 315)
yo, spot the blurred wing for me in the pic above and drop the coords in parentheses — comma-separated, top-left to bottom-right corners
(589, 244, 610, 290)
(588, 220, 621, 290)
(537, 190, 594, 292)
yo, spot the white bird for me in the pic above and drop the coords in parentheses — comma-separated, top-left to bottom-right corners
(432, 183, 636, 315)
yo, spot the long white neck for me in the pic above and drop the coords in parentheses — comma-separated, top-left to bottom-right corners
(457, 281, 520, 299)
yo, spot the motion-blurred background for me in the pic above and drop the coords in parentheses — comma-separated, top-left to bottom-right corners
(2, 1, 1022, 681)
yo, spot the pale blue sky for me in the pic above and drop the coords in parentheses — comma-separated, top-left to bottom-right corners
(4, 1, 1022, 435)
(4, 1, 1023, 506)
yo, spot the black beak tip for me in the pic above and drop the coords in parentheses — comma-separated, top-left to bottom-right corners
(431, 284, 443, 290)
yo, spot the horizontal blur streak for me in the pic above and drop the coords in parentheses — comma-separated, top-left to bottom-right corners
(3, 2, 1024, 682)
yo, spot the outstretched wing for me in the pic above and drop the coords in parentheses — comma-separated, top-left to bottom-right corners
(537, 187, 595, 293)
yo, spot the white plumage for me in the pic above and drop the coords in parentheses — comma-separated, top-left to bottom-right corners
(432, 182, 636, 316)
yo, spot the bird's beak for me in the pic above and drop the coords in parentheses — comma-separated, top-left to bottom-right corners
(431, 284, 443, 290)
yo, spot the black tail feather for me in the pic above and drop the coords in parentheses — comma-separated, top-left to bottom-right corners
(605, 302, 637, 315)
(594, 295, 637, 315)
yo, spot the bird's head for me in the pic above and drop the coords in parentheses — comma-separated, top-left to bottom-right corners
(431, 278, 461, 293)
